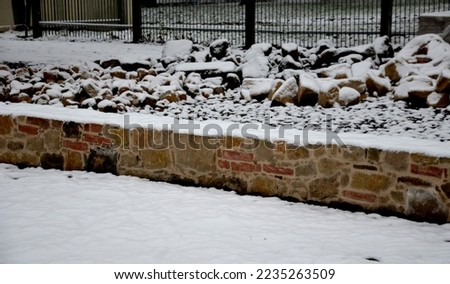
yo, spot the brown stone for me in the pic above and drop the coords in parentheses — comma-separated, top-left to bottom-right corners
(406, 188, 448, 223)
(295, 161, 317, 176)
(318, 82, 339, 108)
(0, 137, 6, 150)
(286, 145, 310, 160)
(63, 122, 82, 139)
(141, 149, 171, 170)
(367, 148, 381, 163)
(384, 59, 410, 82)
(66, 151, 84, 171)
(0, 116, 13, 135)
(410, 153, 439, 165)
(298, 74, 320, 106)
(0, 152, 19, 164)
(366, 72, 391, 96)
(317, 158, 342, 175)
(44, 130, 61, 151)
(351, 172, 392, 193)
(271, 77, 298, 106)
(26, 137, 45, 152)
(119, 152, 141, 168)
(289, 181, 309, 201)
(397, 176, 432, 187)
(40, 153, 64, 170)
(390, 191, 405, 204)
(254, 141, 276, 163)
(384, 151, 409, 171)
(436, 69, 450, 93)
(309, 176, 339, 201)
(342, 146, 365, 162)
(337, 78, 367, 95)
(7, 141, 24, 151)
(353, 164, 378, 171)
(20, 153, 40, 167)
(343, 190, 377, 203)
(86, 148, 117, 174)
(442, 183, 450, 199)
(249, 175, 277, 196)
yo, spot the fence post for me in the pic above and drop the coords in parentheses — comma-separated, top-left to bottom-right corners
(132, 0, 142, 43)
(245, 0, 256, 48)
(380, 0, 393, 37)
(31, 0, 42, 38)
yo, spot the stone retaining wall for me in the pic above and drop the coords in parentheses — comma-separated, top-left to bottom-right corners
(1, 114, 450, 223)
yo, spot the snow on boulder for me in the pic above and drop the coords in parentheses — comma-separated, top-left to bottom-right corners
(240, 56, 270, 78)
(318, 79, 340, 108)
(436, 68, 450, 93)
(162, 40, 193, 61)
(372, 36, 394, 62)
(281, 43, 299, 59)
(97, 99, 118, 113)
(0, 70, 14, 84)
(351, 58, 374, 78)
(209, 39, 229, 59)
(383, 58, 414, 83)
(427, 92, 450, 108)
(337, 78, 367, 95)
(241, 78, 274, 100)
(226, 73, 241, 89)
(244, 43, 273, 61)
(317, 63, 352, 79)
(175, 62, 236, 77)
(397, 34, 450, 65)
(268, 79, 284, 101)
(338, 87, 361, 107)
(298, 74, 320, 106)
(271, 77, 298, 106)
(366, 71, 391, 96)
(278, 55, 303, 72)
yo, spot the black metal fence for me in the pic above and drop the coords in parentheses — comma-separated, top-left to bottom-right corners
(32, 0, 450, 47)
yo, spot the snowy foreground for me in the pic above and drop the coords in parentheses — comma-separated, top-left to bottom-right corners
(1, 164, 449, 264)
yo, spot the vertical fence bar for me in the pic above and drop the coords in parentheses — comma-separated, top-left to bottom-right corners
(132, 0, 142, 42)
(245, 0, 256, 48)
(32, 0, 42, 38)
(380, 0, 394, 37)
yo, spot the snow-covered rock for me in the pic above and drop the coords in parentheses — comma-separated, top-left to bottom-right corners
(271, 77, 298, 106)
(281, 43, 299, 59)
(366, 71, 391, 96)
(298, 74, 320, 106)
(338, 87, 361, 106)
(318, 80, 340, 108)
(241, 78, 274, 100)
(244, 43, 272, 61)
(240, 56, 270, 78)
(436, 68, 450, 93)
(209, 39, 229, 59)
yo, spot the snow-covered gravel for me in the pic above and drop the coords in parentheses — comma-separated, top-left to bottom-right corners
(1, 164, 450, 264)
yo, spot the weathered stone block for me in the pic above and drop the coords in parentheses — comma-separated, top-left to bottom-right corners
(397, 176, 432, 187)
(309, 176, 339, 201)
(286, 145, 310, 160)
(26, 137, 45, 152)
(65, 151, 84, 171)
(249, 175, 277, 196)
(390, 191, 405, 204)
(174, 147, 215, 172)
(43, 130, 61, 151)
(63, 122, 82, 139)
(318, 158, 342, 175)
(0, 116, 13, 135)
(384, 151, 409, 171)
(119, 152, 141, 168)
(351, 172, 392, 193)
(295, 161, 317, 176)
(367, 148, 381, 163)
(7, 141, 24, 151)
(141, 149, 171, 170)
(86, 148, 117, 174)
(40, 153, 64, 170)
(343, 190, 377, 203)
(0, 152, 19, 164)
(342, 146, 365, 162)
(411, 153, 439, 165)
(442, 183, 450, 199)
(406, 188, 448, 223)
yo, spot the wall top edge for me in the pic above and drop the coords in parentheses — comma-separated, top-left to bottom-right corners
(1, 102, 450, 158)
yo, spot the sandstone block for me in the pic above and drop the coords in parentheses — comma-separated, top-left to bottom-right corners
(406, 188, 448, 223)
(309, 176, 339, 201)
(351, 172, 392, 193)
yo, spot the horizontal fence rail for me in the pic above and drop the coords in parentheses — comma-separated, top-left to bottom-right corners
(32, 0, 450, 47)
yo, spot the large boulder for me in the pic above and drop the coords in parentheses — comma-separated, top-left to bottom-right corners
(240, 56, 270, 78)
(298, 74, 320, 106)
(241, 78, 274, 101)
(209, 39, 229, 60)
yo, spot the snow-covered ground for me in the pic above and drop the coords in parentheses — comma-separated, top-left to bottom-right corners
(1, 164, 449, 264)
(0, 32, 163, 66)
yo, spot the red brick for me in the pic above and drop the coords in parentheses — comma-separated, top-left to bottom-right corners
(230, 161, 261, 173)
(343, 190, 377, 203)
(223, 150, 253, 162)
(18, 125, 39, 135)
(63, 139, 89, 152)
(411, 164, 444, 178)
(83, 134, 112, 145)
(218, 159, 230, 169)
(84, 123, 103, 133)
(26, 117, 50, 129)
(263, 164, 294, 176)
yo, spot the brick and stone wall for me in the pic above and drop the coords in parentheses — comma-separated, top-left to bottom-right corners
(1, 113, 449, 223)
